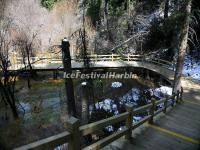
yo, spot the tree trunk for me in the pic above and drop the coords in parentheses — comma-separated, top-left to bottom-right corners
(164, 0, 169, 19)
(127, 0, 130, 16)
(0, 82, 19, 119)
(10, 103, 19, 119)
(104, 0, 112, 41)
(27, 77, 31, 89)
(27, 53, 32, 89)
(104, 0, 109, 31)
(173, 0, 192, 93)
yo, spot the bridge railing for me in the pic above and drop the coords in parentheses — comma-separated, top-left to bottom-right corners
(9, 54, 175, 71)
(73, 54, 143, 62)
(144, 57, 175, 70)
(14, 89, 183, 150)
(74, 54, 174, 70)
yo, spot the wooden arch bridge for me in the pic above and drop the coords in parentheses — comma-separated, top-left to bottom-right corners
(11, 52, 200, 150)
(9, 53, 175, 82)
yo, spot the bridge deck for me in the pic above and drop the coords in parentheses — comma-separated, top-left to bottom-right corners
(103, 79, 200, 150)
(10, 61, 175, 81)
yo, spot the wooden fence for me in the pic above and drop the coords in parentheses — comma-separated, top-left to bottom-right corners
(14, 88, 183, 150)
(10, 54, 175, 71)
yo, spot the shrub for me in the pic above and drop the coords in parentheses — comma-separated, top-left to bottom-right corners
(41, 0, 60, 10)
(86, 0, 101, 26)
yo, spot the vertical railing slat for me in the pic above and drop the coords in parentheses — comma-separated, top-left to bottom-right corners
(149, 99, 156, 124)
(67, 117, 81, 150)
(125, 104, 134, 140)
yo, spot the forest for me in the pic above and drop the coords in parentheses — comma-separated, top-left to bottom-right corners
(0, 0, 200, 150)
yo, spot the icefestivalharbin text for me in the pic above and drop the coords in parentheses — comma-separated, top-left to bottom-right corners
(63, 72, 136, 79)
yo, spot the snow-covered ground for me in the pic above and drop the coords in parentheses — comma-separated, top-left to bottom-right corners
(91, 81, 172, 124)
(183, 55, 200, 81)
(90, 83, 172, 132)
(152, 86, 172, 98)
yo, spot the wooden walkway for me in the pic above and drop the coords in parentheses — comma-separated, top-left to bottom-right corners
(13, 54, 200, 150)
(103, 78, 200, 150)
(14, 79, 200, 150)
(9, 54, 175, 82)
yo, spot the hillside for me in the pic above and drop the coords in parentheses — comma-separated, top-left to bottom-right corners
(2, 0, 80, 50)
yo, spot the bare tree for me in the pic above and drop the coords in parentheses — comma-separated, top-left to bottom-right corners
(76, 3, 96, 123)
(0, 17, 19, 119)
(14, 30, 38, 89)
(103, 0, 109, 31)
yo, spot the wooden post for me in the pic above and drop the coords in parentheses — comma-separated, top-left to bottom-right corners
(180, 87, 183, 102)
(13, 53, 17, 70)
(62, 38, 76, 117)
(171, 92, 175, 107)
(111, 53, 114, 61)
(176, 90, 180, 103)
(146, 70, 150, 80)
(158, 75, 163, 86)
(81, 82, 89, 125)
(67, 117, 81, 150)
(142, 55, 145, 63)
(127, 53, 130, 61)
(163, 97, 168, 113)
(125, 104, 134, 140)
(95, 54, 98, 62)
(53, 70, 58, 79)
(149, 99, 156, 124)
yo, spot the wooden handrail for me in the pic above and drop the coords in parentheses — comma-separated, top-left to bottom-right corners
(134, 103, 153, 114)
(14, 90, 183, 150)
(83, 128, 129, 150)
(14, 131, 71, 150)
(80, 112, 129, 136)
(10, 54, 174, 70)
(155, 98, 166, 105)
(132, 115, 152, 129)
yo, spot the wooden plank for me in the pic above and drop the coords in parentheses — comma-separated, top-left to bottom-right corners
(66, 117, 81, 150)
(154, 108, 165, 116)
(129, 55, 143, 57)
(166, 101, 173, 108)
(132, 115, 151, 129)
(80, 112, 129, 136)
(154, 58, 172, 65)
(149, 99, 156, 124)
(123, 58, 142, 61)
(134, 103, 153, 114)
(125, 105, 134, 140)
(82, 128, 128, 150)
(155, 98, 166, 105)
(149, 60, 170, 67)
(123, 54, 142, 57)
(167, 95, 174, 99)
(14, 131, 71, 150)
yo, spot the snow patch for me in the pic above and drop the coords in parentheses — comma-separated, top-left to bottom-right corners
(121, 88, 140, 104)
(111, 82, 122, 88)
(18, 102, 31, 112)
(81, 82, 87, 86)
(153, 86, 172, 98)
(133, 116, 142, 123)
(95, 99, 119, 115)
(183, 55, 200, 81)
